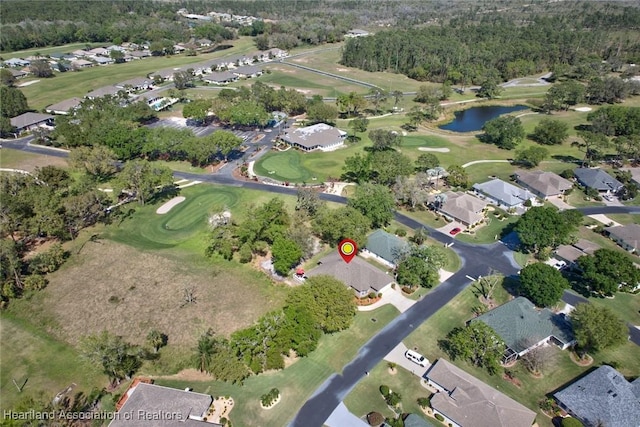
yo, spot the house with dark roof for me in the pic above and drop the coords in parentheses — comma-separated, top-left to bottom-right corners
(472, 297, 575, 363)
(554, 365, 640, 427)
(116, 77, 153, 92)
(232, 65, 263, 78)
(431, 191, 488, 227)
(555, 239, 600, 266)
(3, 58, 31, 67)
(605, 223, 640, 253)
(45, 97, 83, 115)
(280, 123, 347, 152)
(10, 112, 54, 133)
(362, 229, 409, 268)
(423, 359, 537, 427)
(402, 414, 436, 427)
(514, 170, 573, 199)
(109, 381, 220, 427)
(472, 178, 535, 212)
(306, 252, 394, 297)
(574, 168, 623, 194)
(7, 68, 28, 78)
(86, 85, 121, 99)
(203, 71, 238, 85)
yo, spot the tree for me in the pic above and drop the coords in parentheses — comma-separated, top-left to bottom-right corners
(336, 91, 367, 117)
(543, 80, 585, 112)
(146, 329, 168, 353)
(515, 146, 549, 167)
(0, 68, 16, 86)
(520, 337, 553, 375)
(532, 119, 569, 145)
(211, 130, 242, 161)
(115, 160, 174, 205)
(80, 331, 141, 382)
(313, 206, 371, 247)
(348, 117, 369, 140)
(571, 304, 627, 353)
(295, 188, 322, 217)
(368, 87, 388, 114)
(182, 99, 211, 122)
(342, 153, 371, 183)
(576, 249, 640, 295)
(369, 151, 413, 185)
(519, 263, 569, 307)
(396, 245, 446, 289)
(110, 49, 125, 63)
(286, 275, 356, 333)
(446, 322, 506, 374)
(193, 329, 217, 373)
(445, 164, 469, 188)
(481, 116, 525, 150)
(271, 237, 302, 276)
(0, 116, 15, 137)
(29, 59, 53, 78)
(347, 183, 395, 228)
(391, 90, 403, 109)
(571, 130, 611, 167)
(477, 77, 502, 99)
(306, 102, 338, 125)
(415, 153, 439, 172)
(0, 86, 28, 117)
(515, 207, 582, 255)
(69, 146, 118, 180)
(368, 129, 402, 151)
(173, 70, 194, 90)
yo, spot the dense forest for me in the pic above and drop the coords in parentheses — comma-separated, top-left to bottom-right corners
(341, 11, 640, 84)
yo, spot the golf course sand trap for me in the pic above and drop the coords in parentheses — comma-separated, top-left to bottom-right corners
(574, 107, 592, 112)
(156, 196, 186, 214)
(418, 147, 451, 152)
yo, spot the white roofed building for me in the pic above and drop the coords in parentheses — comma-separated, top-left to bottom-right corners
(280, 123, 346, 152)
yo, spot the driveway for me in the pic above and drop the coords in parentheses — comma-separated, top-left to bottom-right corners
(547, 195, 574, 211)
(588, 214, 622, 227)
(437, 221, 464, 236)
(383, 342, 430, 377)
(359, 286, 416, 313)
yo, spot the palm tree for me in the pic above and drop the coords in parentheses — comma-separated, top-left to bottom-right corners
(146, 329, 167, 353)
(193, 330, 215, 373)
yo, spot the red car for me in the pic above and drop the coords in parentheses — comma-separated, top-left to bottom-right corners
(449, 227, 461, 236)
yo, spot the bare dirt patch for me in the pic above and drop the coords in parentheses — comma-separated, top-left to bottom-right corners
(42, 240, 285, 346)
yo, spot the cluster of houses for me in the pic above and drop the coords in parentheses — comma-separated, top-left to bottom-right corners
(177, 8, 263, 26)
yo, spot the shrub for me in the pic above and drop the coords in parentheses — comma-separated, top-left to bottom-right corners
(395, 228, 407, 237)
(435, 413, 445, 422)
(385, 391, 401, 406)
(561, 418, 584, 427)
(238, 243, 252, 263)
(417, 397, 431, 408)
(560, 169, 575, 179)
(23, 274, 47, 291)
(379, 385, 390, 397)
(367, 412, 384, 426)
(368, 292, 377, 299)
(260, 388, 280, 407)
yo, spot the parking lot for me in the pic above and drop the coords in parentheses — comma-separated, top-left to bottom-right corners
(147, 117, 261, 142)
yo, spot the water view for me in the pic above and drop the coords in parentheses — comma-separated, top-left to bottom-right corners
(439, 104, 530, 132)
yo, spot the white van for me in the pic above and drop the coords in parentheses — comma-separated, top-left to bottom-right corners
(405, 349, 428, 367)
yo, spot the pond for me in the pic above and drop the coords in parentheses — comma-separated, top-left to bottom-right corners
(439, 104, 530, 132)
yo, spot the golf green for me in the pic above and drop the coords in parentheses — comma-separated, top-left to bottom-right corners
(254, 150, 314, 182)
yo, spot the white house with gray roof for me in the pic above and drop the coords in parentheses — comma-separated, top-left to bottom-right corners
(554, 365, 640, 427)
(424, 359, 537, 427)
(472, 178, 535, 212)
(605, 223, 640, 253)
(280, 123, 346, 152)
(574, 168, 623, 194)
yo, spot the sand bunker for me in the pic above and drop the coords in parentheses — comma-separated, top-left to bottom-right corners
(418, 147, 451, 152)
(156, 196, 186, 214)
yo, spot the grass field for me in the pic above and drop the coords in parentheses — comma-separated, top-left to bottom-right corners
(0, 314, 108, 412)
(0, 147, 68, 171)
(257, 64, 365, 97)
(153, 304, 400, 427)
(396, 284, 640, 427)
(2, 42, 107, 58)
(19, 37, 257, 110)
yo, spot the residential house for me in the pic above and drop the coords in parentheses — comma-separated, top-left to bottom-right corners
(402, 414, 436, 427)
(92, 56, 114, 65)
(202, 71, 238, 85)
(150, 68, 179, 81)
(129, 50, 151, 59)
(232, 65, 263, 78)
(45, 97, 83, 115)
(472, 178, 535, 212)
(472, 297, 575, 363)
(87, 47, 109, 56)
(71, 59, 94, 69)
(3, 58, 30, 67)
(280, 123, 347, 152)
(109, 380, 220, 427)
(116, 77, 153, 92)
(7, 68, 27, 78)
(362, 229, 409, 268)
(574, 168, 623, 194)
(555, 238, 600, 267)
(431, 191, 488, 228)
(86, 85, 121, 99)
(263, 48, 288, 59)
(423, 359, 537, 427)
(196, 38, 213, 47)
(514, 170, 573, 199)
(554, 365, 640, 427)
(345, 29, 371, 37)
(605, 223, 640, 253)
(71, 49, 88, 58)
(306, 252, 394, 297)
(10, 112, 55, 133)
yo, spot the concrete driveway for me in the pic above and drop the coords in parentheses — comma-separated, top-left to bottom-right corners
(358, 285, 416, 313)
(437, 221, 464, 236)
(547, 195, 574, 211)
(383, 342, 431, 377)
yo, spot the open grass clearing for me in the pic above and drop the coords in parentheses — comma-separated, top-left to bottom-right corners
(456, 213, 519, 245)
(604, 213, 640, 225)
(400, 284, 640, 427)
(0, 314, 107, 412)
(587, 292, 640, 327)
(0, 147, 68, 172)
(255, 64, 365, 97)
(153, 304, 399, 427)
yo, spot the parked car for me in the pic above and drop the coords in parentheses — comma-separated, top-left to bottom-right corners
(449, 227, 461, 236)
(405, 349, 429, 367)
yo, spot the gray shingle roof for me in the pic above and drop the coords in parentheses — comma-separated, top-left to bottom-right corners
(424, 359, 537, 427)
(473, 297, 575, 354)
(86, 85, 120, 98)
(437, 191, 488, 225)
(472, 179, 534, 207)
(109, 382, 215, 427)
(45, 97, 83, 114)
(515, 170, 573, 197)
(364, 229, 409, 265)
(10, 112, 54, 129)
(574, 168, 623, 192)
(203, 71, 237, 83)
(606, 223, 640, 251)
(554, 365, 640, 427)
(306, 252, 393, 293)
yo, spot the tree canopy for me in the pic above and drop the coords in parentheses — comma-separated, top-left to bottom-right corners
(531, 118, 569, 145)
(514, 207, 582, 254)
(446, 322, 505, 375)
(576, 249, 640, 295)
(396, 245, 446, 289)
(571, 303, 627, 353)
(347, 183, 395, 228)
(481, 116, 525, 150)
(518, 263, 568, 307)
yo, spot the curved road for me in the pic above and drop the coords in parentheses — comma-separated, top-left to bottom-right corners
(3, 138, 639, 427)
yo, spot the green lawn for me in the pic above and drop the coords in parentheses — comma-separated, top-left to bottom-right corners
(2, 42, 106, 58)
(254, 65, 365, 97)
(587, 292, 640, 327)
(456, 212, 519, 244)
(0, 147, 68, 172)
(0, 314, 107, 412)
(153, 305, 400, 427)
